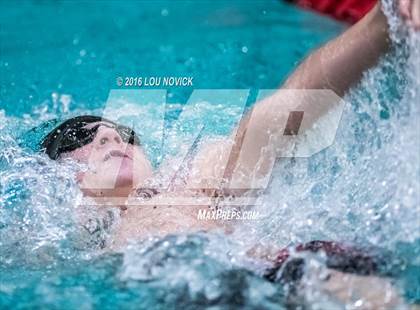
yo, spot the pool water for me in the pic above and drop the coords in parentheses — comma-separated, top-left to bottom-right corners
(1, 0, 419, 309)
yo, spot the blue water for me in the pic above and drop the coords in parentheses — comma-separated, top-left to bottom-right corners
(0, 1, 342, 116)
(1, 0, 419, 309)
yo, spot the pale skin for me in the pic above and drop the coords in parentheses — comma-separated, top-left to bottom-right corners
(61, 1, 419, 308)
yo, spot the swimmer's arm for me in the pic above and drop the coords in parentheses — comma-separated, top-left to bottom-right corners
(188, 2, 414, 191)
(187, 4, 390, 191)
(235, 1, 419, 181)
(282, 2, 389, 97)
(209, 4, 392, 188)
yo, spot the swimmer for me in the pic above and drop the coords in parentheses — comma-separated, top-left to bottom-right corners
(40, 1, 420, 308)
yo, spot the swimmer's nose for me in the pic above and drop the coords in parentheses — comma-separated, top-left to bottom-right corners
(95, 128, 124, 148)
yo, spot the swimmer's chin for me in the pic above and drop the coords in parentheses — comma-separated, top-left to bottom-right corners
(114, 171, 134, 188)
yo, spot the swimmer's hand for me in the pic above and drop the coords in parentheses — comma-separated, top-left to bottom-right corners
(399, 0, 420, 29)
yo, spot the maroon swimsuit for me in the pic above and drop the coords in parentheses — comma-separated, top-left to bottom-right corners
(264, 240, 384, 283)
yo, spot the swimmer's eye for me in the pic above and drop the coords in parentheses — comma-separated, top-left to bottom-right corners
(100, 137, 108, 145)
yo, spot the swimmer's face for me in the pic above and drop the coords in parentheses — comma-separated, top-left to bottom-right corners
(61, 122, 153, 197)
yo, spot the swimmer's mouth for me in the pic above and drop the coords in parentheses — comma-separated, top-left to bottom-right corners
(104, 150, 132, 162)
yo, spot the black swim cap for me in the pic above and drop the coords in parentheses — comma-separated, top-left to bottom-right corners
(40, 115, 140, 160)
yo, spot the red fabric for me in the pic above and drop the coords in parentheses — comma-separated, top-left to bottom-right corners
(273, 240, 379, 275)
(292, 0, 377, 24)
(274, 240, 350, 266)
(263, 240, 382, 282)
